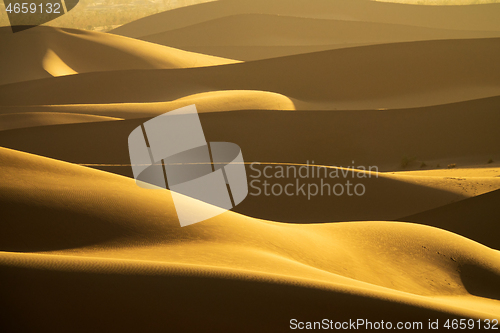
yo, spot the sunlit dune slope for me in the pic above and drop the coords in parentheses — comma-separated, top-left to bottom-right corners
(0, 90, 298, 123)
(0, 147, 499, 332)
(139, 13, 500, 60)
(0, 26, 238, 86)
(399, 189, 500, 250)
(110, 0, 500, 39)
(1, 38, 498, 109)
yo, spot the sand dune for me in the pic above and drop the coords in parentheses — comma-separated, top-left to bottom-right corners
(2, 0, 500, 328)
(0, 112, 122, 131)
(0, 147, 499, 332)
(0, 26, 238, 86)
(1, 38, 499, 109)
(138, 13, 500, 60)
(42, 49, 79, 77)
(0, 97, 497, 173)
(394, 166, 500, 178)
(0, 91, 297, 121)
(110, 0, 500, 39)
(164, 44, 376, 62)
(235, 165, 500, 223)
(141, 13, 500, 47)
(399, 189, 500, 250)
(0, 99, 499, 222)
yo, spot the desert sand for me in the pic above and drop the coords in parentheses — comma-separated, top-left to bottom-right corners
(110, 0, 500, 38)
(1, 148, 500, 332)
(1, 0, 499, 331)
(1, 37, 499, 109)
(132, 13, 500, 60)
(0, 26, 238, 86)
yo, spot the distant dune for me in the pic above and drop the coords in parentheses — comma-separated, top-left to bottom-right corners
(395, 166, 500, 178)
(0, 90, 297, 121)
(0, 97, 498, 172)
(137, 13, 500, 60)
(0, 26, 238, 85)
(399, 189, 500, 250)
(1, 147, 500, 332)
(110, 0, 500, 38)
(0, 101, 499, 223)
(0, 112, 122, 131)
(0, 38, 499, 110)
